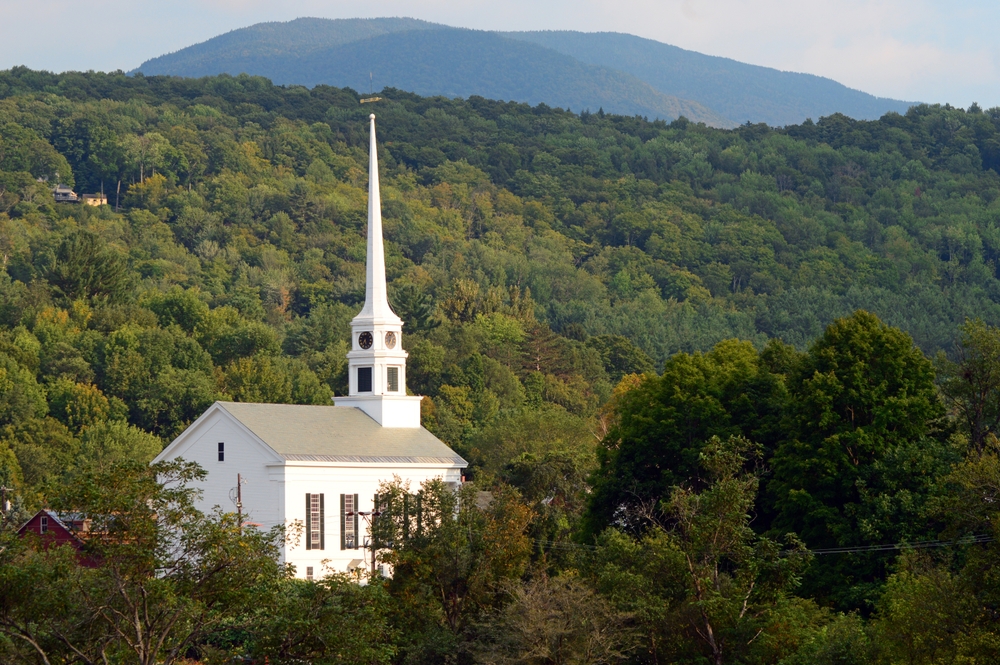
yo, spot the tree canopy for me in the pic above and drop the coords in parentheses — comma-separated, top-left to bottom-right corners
(1, 68, 1000, 664)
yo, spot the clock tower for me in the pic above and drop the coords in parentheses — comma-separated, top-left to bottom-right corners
(333, 115, 422, 427)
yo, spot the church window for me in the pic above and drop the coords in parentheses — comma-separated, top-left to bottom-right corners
(218, 442, 224, 462)
(341, 493, 359, 550)
(387, 366, 399, 392)
(306, 566, 314, 581)
(305, 493, 324, 550)
(357, 367, 373, 392)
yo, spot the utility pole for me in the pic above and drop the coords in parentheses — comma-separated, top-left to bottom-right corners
(230, 474, 246, 534)
(349, 509, 383, 578)
(236, 473, 243, 534)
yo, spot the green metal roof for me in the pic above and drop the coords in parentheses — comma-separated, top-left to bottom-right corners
(216, 402, 466, 466)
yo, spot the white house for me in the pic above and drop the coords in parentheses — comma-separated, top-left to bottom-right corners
(153, 114, 467, 579)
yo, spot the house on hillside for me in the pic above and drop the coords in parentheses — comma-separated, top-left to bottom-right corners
(81, 194, 107, 206)
(52, 184, 79, 203)
(154, 114, 467, 579)
(17, 509, 100, 567)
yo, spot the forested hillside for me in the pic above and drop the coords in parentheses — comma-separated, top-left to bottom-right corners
(1, 68, 1000, 664)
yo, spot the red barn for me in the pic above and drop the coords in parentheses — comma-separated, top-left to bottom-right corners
(17, 509, 100, 567)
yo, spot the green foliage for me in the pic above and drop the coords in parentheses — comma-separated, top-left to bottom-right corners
(0, 353, 48, 426)
(475, 574, 635, 665)
(0, 460, 289, 665)
(144, 286, 209, 332)
(0, 120, 74, 184)
(586, 436, 814, 665)
(0, 441, 21, 487)
(779, 613, 874, 665)
(0, 68, 999, 664)
(248, 576, 397, 665)
(47, 231, 132, 303)
(938, 318, 1000, 452)
(871, 554, 989, 665)
(661, 435, 811, 665)
(47, 379, 120, 432)
(76, 420, 162, 470)
(769, 311, 954, 609)
(586, 339, 787, 537)
(374, 478, 533, 663)
(585, 334, 656, 382)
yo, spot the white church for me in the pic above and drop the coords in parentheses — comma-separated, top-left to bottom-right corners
(153, 114, 467, 579)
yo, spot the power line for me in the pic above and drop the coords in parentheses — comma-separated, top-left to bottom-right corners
(527, 535, 996, 555)
(805, 534, 994, 555)
(531, 539, 599, 551)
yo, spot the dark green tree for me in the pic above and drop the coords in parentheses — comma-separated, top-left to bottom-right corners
(248, 576, 397, 665)
(585, 339, 788, 538)
(47, 231, 132, 304)
(585, 334, 656, 383)
(373, 479, 533, 664)
(939, 318, 1000, 452)
(391, 282, 440, 334)
(768, 311, 953, 610)
(586, 436, 813, 665)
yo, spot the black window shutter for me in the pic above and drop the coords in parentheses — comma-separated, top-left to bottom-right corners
(340, 494, 346, 550)
(319, 493, 325, 550)
(403, 493, 409, 540)
(416, 491, 423, 537)
(372, 493, 378, 549)
(353, 493, 359, 549)
(305, 493, 312, 551)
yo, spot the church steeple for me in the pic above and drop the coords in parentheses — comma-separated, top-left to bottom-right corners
(355, 114, 401, 326)
(334, 114, 422, 428)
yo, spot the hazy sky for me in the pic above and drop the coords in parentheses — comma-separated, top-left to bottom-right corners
(1, 0, 997, 108)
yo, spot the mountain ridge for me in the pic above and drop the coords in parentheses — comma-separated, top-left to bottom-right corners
(137, 17, 442, 78)
(137, 22, 733, 127)
(289, 29, 732, 126)
(503, 30, 916, 126)
(134, 17, 917, 127)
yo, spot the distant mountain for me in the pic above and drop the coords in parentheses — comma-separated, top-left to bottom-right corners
(134, 17, 917, 127)
(136, 21, 732, 127)
(298, 30, 730, 126)
(136, 17, 441, 81)
(504, 31, 915, 127)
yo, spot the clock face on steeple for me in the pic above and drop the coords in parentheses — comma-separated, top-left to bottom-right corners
(385, 331, 397, 349)
(358, 331, 374, 349)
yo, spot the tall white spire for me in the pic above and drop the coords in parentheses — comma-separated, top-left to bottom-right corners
(335, 114, 421, 428)
(355, 114, 401, 326)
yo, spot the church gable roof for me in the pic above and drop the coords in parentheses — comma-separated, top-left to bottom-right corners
(216, 402, 466, 466)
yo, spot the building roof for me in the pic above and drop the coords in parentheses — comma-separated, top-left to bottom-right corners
(216, 402, 467, 466)
(18, 510, 89, 544)
(17, 510, 102, 567)
(18, 509, 67, 535)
